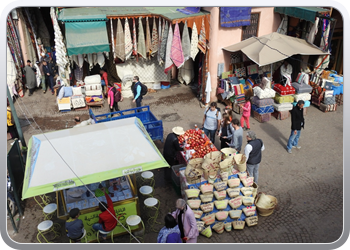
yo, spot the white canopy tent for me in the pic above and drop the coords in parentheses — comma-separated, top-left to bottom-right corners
(22, 117, 169, 199)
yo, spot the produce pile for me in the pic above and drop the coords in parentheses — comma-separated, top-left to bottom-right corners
(178, 129, 218, 159)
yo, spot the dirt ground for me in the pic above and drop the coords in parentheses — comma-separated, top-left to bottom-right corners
(6, 82, 343, 245)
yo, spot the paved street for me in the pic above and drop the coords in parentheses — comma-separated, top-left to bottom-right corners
(7, 83, 343, 243)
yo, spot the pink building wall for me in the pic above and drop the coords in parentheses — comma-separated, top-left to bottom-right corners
(202, 7, 282, 102)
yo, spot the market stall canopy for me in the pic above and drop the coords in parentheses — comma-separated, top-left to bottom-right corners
(22, 117, 169, 200)
(274, 7, 330, 23)
(58, 7, 210, 40)
(65, 21, 110, 56)
(222, 32, 329, 66)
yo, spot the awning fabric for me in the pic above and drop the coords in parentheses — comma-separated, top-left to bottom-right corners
(274, 7, 330, 23)
(21, 117, 169, 200)
(65, 21, 110, 56)
(222, 32, 329, 66)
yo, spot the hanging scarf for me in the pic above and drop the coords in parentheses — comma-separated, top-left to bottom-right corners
(205, 71, 211, 104)
(115, 18, 125, 61)
(150, 17, 159, 57)
(132, 18, 138, 59)
(145, 17, 151, 59)
(124, 18, 133, 60)
(157, 225, 181, 243)
(137, 17, 147, 60)
(177, 209, 185, 239)
(159, 20, 168, 65)
(198, 18, 206, 54)
(110, 19, 116, 59)
(164, 23, 174, 74)
(181, 21, 191, 62)
(171, 22, 185, 68)
(190, 22, 199, 60)
(157, 17, 162, 63)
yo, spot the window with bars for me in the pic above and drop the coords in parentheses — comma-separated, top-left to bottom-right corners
(242, 13, 260, 40)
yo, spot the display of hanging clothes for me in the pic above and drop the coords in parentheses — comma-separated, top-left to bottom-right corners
(181, 21, 191, 62)
(205, 72, 211, 104)
(190, 22, 199, 60)
(124, 17, 133, 61)
(171, 22, 185, 68)
(132, 18, 138, 60)
(159, 20, 168, 65)
(150, 17, 158, 57)
(197, 18, 206, 54)
(110, 18, 116, 59)
(115, 18, 125, 61)
(164, 23, 174, 74)
(157, 17, 163, 63)
(145, 17, 151, 59)
(137, 17, 147, 60)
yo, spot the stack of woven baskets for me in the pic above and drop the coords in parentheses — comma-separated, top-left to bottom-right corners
(255, 192, 278, 216)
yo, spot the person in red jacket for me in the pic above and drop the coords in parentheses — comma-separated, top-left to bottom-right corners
(92, 188, 117, 241)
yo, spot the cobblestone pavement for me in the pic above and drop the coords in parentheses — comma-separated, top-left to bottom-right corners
(7, 83, 343, 244)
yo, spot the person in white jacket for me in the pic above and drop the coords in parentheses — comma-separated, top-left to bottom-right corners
(280, 60, 293, 86)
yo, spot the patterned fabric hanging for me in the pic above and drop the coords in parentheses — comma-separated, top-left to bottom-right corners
(150, 17, 158, 57)
(181, 21, 191, 62)
(198, 18, 206, 54)
(170, 22, 185, 68)
(137, 17, 147, 60)
(124, 18, 133, 61)
(190, 22, 199, 60)
(132, 18, 138, 60)
(115, 18, 125, 61)
(157, 17, 162, 63)
(145, 17, 151, 59)
(164, 23, 174, 74)
(159, 20, 168, 65)
(110, 19, 116, 59)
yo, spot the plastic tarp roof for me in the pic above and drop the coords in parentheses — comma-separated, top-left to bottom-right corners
(222, 32, 329, 66)
(274, 7, 330, 23)
(22, 117, 169, 200)
(65, 21, 110, 56)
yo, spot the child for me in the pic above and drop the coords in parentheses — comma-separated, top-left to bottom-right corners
(224, 106, 234, 122)
(66, 208, 84, 243)
(240, 96, 251, 131)
(107, 83, 123, 113)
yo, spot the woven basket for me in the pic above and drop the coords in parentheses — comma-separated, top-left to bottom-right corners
(220, 148, 237, 160)
(252, 182, 258, 199)
(233, 154, 247, 172)
(255, 192, 278, 217)
(188, 158, 204, 169)
(203, 151, 222, 163)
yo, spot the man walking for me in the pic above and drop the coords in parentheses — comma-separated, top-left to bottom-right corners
(42, 59, 55, 95)
(24, 60, 37, 96)
(132, 76, 143, 110)
(37, 60, 47, 93)
(226, 118, 243, 153)
(201, 102, 222, 144)
(287, 100, 305, 153)
(244, 131, 265, 184)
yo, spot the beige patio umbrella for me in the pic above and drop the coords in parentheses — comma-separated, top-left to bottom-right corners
(222, 32, 329, 67)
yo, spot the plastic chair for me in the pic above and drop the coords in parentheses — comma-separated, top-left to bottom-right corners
(69, 229, 88, 243)
(97, 228, 115, 243)
(139, 185, 153, 198)
(143, 197, 161, 232)
(37, 220, 61, 243)
(43, 203, 57, 220)
(126, 215, 145, 243)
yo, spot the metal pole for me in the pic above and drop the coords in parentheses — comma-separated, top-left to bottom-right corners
(7, 201, 18, 233)
(7, 85, 27, 149)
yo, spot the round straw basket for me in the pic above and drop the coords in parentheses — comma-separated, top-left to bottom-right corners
(255, 193, 278, 217)
(220, 148, 236, 160)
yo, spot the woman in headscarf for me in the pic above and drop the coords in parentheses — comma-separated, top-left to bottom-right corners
(157, 214, 182, 243)
(171, 198, 199, 243)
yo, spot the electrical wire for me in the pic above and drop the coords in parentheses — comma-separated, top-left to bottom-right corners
(14, 97, 142, 243)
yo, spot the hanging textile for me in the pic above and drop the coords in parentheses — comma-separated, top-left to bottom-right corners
(307, 17, 319, 44)
(159, 20, 168, 65)
(150, 17, 158, 57)
(205, 71, 211, 104)
(157, 17, 162, 63)
(277, 15, 288, 35)
(110, 19, 116, 59)
(132, 18, 138, 60)
(146, 17, 151, 59)
(7, 44, 19, 97)
(181, 21, 191, 62)
(170, 22, 185, 69)
(124, 18, 133, 61)
(24, 8, 41, 61)
(7, 15, 23, 67)
(190, 22, 199, 60)
(164, 23, 174, 74)
(197, 18, 206, 54)
(178, 59, 194, 85)
(115, 18, 125, 61)
(137, 17, 147, 60)
(176, 7, 201, 15)
(314, 20, 330, 75)
(220, 7, 252, 28)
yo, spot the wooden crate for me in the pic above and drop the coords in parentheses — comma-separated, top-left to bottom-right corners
(253, 111, 271, 123)
(271, 110, 290, 120)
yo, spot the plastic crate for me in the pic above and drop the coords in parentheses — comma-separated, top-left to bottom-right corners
(171, 164, 186, 187)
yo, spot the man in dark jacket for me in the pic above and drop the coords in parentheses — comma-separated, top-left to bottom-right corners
(244, 131, 265, 184)
(163, 127, 185, 181)
(132, 76, 143, 110)
(42, 59, 55, 95)
(24, 60, 37, 96)
(287, 100, 305, 153)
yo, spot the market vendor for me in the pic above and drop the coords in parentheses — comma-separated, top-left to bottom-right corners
(92, 187, 117, 242)
(280, 60, 293, 86)
(163, 127, 185, 181)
